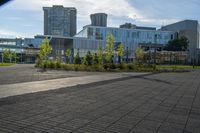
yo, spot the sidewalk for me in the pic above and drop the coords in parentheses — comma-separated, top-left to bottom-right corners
(0, 72, 147, 98)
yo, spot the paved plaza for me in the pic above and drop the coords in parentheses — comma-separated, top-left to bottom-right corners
(0, 64, 108, 85)
(0, 65, 200, 133)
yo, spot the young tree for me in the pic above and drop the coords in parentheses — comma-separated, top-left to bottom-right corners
(93, 53, 99, 65)
(135, 47, 144, 64)
(2, 49, 13, 63)
(97, 46, 103, 65)
(74, 49, 81, 64)
(12, 52, 17, 63)
(105, 33, 115, 63)
(83, 51, 93, 66)
(39, 37, 52, 60)
(65, 49, 72, 64)
(117, 43, 124, 63)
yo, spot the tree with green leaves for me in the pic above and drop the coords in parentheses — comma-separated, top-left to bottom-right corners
(105, 33, 115, 63)
(65, 48, 72, 64)
(12, 52, 17, 63)
(117, 43, 124, 63)
(39, 37, 52, 60)
(135, 47, 144, 64)
(93, 53, 99, 65)
(83, 51, 93, 66)
(74, 49, 81, 64)
(2, 49, 13, 63)
(164, 36, 189, 51)
(97, 46, 104, 65)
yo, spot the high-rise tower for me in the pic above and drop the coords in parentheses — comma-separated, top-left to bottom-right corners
(43, 5, 77, 37)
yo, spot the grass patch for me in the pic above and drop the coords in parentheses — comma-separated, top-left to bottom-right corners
(157, 65, 200, 69)
(0, 63, 15, 66)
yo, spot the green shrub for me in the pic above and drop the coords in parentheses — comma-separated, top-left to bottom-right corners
(92, 64, 104, 72)
(74, 64, 79, 71)
(35, 58, 42, 67)
(103, 64, 109, 70)
(49, 61, 56, 69)
(109, 64, 117, 69)
(127, 63, 135, 70)
(62, 64, 73, 71)
(55, 60, 62, 69)
(41, 61, 47, 69)
(79, 64, 87, 71)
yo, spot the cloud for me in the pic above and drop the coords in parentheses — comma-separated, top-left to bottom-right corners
(1, 0, 199, 37)
(0, 29, 23, 37)
(6, 16, 21, 20)
(4, 0, 144, 30)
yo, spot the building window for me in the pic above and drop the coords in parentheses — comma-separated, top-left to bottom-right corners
(137, 31, 140, 38)
(171, 34, 174, 40)
(127, 32, 130, 38)
(87, 27, 93, 38)
(61, 50, 64, 55)
(95, 28, 103, 40)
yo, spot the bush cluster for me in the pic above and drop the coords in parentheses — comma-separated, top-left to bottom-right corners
(38, 60, 157, 72)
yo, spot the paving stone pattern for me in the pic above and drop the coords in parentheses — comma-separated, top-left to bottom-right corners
(0, 64, 108, 85)
(0, 71, 200, 133)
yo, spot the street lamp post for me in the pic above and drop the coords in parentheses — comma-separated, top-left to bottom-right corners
(126, 47, 128, 63)
(21, 44, 23, 63)
(1, 48, 3, 63)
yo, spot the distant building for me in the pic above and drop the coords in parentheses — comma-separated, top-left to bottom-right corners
(120, 23, 156, 31)
(161, 20, 200, 63)
(43, 5, 77, 37)
(90, 13, 107, 27)
(0, 37, 42, 63)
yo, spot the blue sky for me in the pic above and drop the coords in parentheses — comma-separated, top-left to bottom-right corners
(0, 0, 200, 38)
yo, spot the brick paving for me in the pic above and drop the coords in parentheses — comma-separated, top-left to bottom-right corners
(0, 64, 109, 85)
(0, 70, 200, 133)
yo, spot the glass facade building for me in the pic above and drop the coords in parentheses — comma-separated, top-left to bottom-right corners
(43, 5, 77, 37)
(73, 26, 175, 59)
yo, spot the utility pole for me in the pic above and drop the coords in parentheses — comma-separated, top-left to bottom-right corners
(126, 47, 128, 63)
(148, 46, 151, 65)
(21, 47, 23, 63)
(1, 48, 3, 63)
(154, 47, 156, 64)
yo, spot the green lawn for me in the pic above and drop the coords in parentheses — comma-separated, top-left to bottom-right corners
(0, 63, 15, 66)
(157, 65, 200, 69)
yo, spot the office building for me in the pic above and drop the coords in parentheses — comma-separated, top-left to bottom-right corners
(73, 25, 175, 61)
(0, 37, 42, 63)
(43, 5, 77, 37)
(161, 20, 200, 63)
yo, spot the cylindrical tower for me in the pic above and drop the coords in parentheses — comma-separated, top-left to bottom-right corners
(90, 13, 107, 27)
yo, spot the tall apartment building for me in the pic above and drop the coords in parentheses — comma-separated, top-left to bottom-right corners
(43, 5, 77, 37)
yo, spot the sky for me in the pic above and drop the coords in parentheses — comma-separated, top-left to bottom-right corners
(0, 0, 200, 38)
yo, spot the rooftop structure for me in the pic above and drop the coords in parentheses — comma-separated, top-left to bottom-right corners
(120, 23, 156, 31)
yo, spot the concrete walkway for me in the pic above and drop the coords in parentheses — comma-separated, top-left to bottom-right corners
(0, 72, 147, 98)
